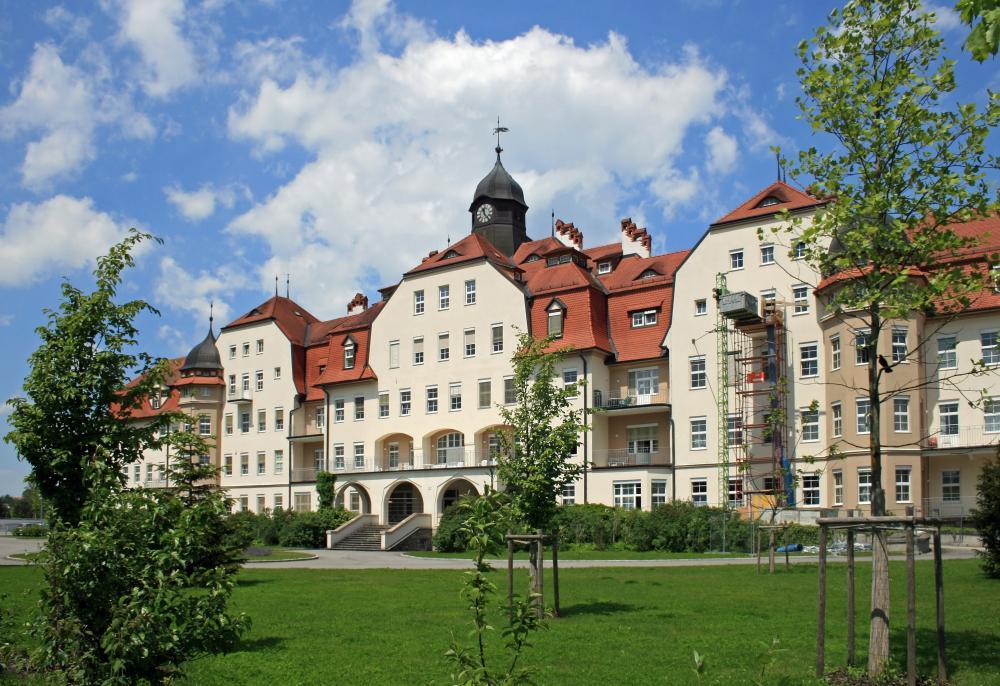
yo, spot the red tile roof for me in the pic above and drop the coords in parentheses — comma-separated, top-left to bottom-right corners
(172, 375, 225, 387)
(406, 232, 519, 275)
(116, 358, 184, 419)
(602, 250, 689, 292)
(513, 237, 564, 264)
(529, 287, 611, 354)
(311, 301, 386, 388)
(712, 181, 826, 226)
(583, 242, 622, 263)
(525, 260, 606, 296)
(222, 295, 320, 346)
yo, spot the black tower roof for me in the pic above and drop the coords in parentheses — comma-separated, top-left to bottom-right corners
(469, 148, 527, 210)
(181, 324, 222, 372)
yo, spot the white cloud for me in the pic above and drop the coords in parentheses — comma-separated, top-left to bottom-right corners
(154, 256, 248, 325)
(233, 37, 319, 84)
(704, 126, 738, 175)
(113, 0, 198, 97)
(0, 314, 13, 327)
(227, 1, 732, 316)
(924, 4, 961, 30)
(0, 196, 133, 286)
(775, 82, 786, 101)
(164, 183, 247, 221)
(0, 43, 153, 188)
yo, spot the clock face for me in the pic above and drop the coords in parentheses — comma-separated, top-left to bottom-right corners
(476, 203, 494, 224)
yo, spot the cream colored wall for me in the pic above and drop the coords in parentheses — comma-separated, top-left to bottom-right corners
(665, 211, 825, 503)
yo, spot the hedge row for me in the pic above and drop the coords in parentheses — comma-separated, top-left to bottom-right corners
(228, 507, 354, 549)
(434, 501, 820, 553)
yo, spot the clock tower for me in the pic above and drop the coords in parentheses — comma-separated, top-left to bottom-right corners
(469, 145, 529, 256)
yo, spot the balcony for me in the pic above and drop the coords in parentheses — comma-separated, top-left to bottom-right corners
(592, 448, 670, 469)
(143, 476, 167, 488)
(924, 425, 1000, 450)
(227, 389, 253, 404)
(330, 448, 502, 475)
(593, 390, 669, 413)
(291, 468, 321, 483)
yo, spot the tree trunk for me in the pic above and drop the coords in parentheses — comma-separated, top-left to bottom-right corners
(868, 308, 891, 675)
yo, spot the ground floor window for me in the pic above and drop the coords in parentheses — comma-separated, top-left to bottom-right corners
(691, 478, 708, 506)
(651, 480, 667, 507)
(728, 477, 743, 506)
(858, 469, 872, 504)
(273, 494, 283, 510)
(349, 491, 360, 512)
(895, 467, 911, 503)
(562, 483, 576, 505)
(256, 495, 266, 513)
(833, 470, 843, 506)
(613, 481, 641, 510)
(802, 474, 820, 506)
(942, 470, 960, 501)
(293, 492, 311, 512)
(239, 496, 249, 512)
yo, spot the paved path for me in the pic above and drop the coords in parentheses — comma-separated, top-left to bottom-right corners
(1, 535, 980, 570)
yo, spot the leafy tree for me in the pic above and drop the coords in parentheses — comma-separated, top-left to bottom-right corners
(316, 470, 337, 510)
(958, 0, 1000, 61)
(971, 453, 1000, 577)
(5, 230, 172, 526)
(780, 0, 998, 673)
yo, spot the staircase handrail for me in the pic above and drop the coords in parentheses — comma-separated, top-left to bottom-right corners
(326, 513, 378, 549)
(382, 512, 432, 550)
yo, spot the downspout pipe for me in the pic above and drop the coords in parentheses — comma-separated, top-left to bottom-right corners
(669, 413, 676, 503)
(579, 352, 589, 504)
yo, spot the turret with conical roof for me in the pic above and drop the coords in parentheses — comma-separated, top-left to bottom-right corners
(469, 145, 529, 257)
(181, 318, 223, 373)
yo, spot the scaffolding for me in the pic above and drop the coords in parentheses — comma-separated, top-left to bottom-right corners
(714, 273, 730, 508)
(716, 283, 791, 515)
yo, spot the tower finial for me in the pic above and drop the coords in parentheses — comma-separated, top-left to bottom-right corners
(493, 116, 509, 158)
(209, 300, 214, 329)
(275, 275, 279, 296)
(286, 273, 290, 299)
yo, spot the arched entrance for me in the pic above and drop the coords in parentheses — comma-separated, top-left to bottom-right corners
(386, 481, 424, 525)
(335, 482, 372, 514)
(439, 478, 480, 514)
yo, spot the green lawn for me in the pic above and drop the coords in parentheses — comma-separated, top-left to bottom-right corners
(1, 560, 997, 685)
(244, 548, 315, 562)
(407, 549, 746, 560)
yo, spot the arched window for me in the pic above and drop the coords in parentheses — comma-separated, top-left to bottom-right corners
(436, 432, 464, 464)
(756, 195, 781, 208)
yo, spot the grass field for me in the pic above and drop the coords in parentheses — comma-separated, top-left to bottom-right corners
(1, 560, 997, 685)
(244, 548, 315, 562)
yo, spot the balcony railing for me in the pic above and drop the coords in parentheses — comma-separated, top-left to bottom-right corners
(227, 389, 253, 402)
(291, 468, 322, 482)
(593, 389, 669, 410)
(924, 424, 1000, 450)
(329, 448, 502, 475)
(920, 495, 978, 519)
(592, 448, 670, 468)
(143, 477, 167, 487)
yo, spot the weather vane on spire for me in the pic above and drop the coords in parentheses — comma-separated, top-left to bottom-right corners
(209, 300, 214, 328)
(493, 116, 509, 156)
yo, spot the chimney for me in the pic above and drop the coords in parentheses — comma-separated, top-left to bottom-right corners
(620, 218, 651, 258)
(347, 292, 368, 315)
(554, 219, 583, 250)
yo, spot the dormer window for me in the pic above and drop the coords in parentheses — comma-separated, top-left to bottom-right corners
(757, 196, 781, 208)
(343, 337, 356, 370)
(443, 250, 460, 260)
(546, 254, 572, 267)
(546, 299, 566, 338)
(638, 269, 660, 280)
(525, 254, 541, 263)
(631, 309, 658, 328)
(597, 262, 612, 274)
(150, 394, 161, 410)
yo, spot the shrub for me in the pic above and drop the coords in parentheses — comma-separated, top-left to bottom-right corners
(434, 504, 473, 552)
(277, 508, 353, 549)
(11, 523, 47, 538)
(971, 454, 1000, 578)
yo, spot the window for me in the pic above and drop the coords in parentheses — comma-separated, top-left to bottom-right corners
(794, 241, 806, 259)
(691, 478, 708, 506)
(439, 333, 450, 361)
(273, 494, 283, 510)
(292, 492, 310, 513)
(478, 380, 491, 409)
(893, 397, 910, 432)
(937, 336, 957, 369)
(761, 289, 776, 313)
(793, 285, 809, 314)
(426, 386, 438, 413)
(257, 452, 266, 475)
(832, 402, 843, 438)
(256, 339, 264, 354)
(730, 249, 744, 270)
(464, 328, 476, 357)
(256, 495, 265, 513)
(651, 481, 667, 507)
(890, 328, 908, 363)
(639, 269, 659, 279)
(691, 417, 707, 450)
(228, 374, 236, 395)
(631, 309, 657, 328)
(353, 396, 364, 421)
(728, 478, 743, 506)
(379, 392, 389, 418)
(223, 454, 233, 476)
(801, 408, 819, 442)
(413, 289, 425, 314)
(353, 443, 365, 469)
(242, 342, 250, 357)
(240, 453, 249, 476)
(315, 406, 325, 429)
(627, 425, 659, 456)
(831, 335, 841, 370)
(274, 450, 283, 474)
(405, 337, 421, 366)
(727, 414, 743, 447)
(389, 341, 400, 369)
(597, 262, 611, 274)
(695, 299, 707, 316)
(255, 370, 264, 392)
(940, 401, 959, 435)
(833, 470, 844, 505)
(241, 373, 249, 392)
(132, 464, 141, 482)
(492, 324, 504, 353)
(238, 496, 249, 513)
(400, 389, 412, 416)
(198, 415, 211, 435)
(800, 343, 818, 377)
(894, 467, 912, 502)
(856, 398, 870, 434)
(333, 444, 345, 470)
(560, 370, 578, 399)
(274, 408, 284, 432)
(858, 469, 872, 504)
(759, 244, 775, 265)
(802, 474, 820, 506)
(436, 432, 464, 464)
(613, 481, 642, 510)
(562, 483, 576, 505)
(333, 399, 345, 423)
(855, 329, 871, 365)
(982, 331, 999, 366)
(690, 356, 707, 389)
(547, 302, 564, 338)
(224, 414, 233, 436)
(240, 411, 250, 433)
(313, 449, 324, 472)
(942, 470, 960, 501)
(388, 442, 400, 468)
(439, 284, 450, 310)
(504, 377, 516, 405)
(228, 345, 236, 359)
(344, 342, 355, 370)
(449, 383, 462, 411)
(465, 279, 476, 305)
(986, 397, 1000, 433)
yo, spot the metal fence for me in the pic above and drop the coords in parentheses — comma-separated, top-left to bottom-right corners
(0, 518, 44, 535)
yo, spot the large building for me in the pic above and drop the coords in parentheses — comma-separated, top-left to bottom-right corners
(124, 148, 997, 548)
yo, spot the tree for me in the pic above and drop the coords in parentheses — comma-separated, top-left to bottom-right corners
(971, 453, 1000, 577)
(958, 0, 1000, 61)
(316, 470, 337, 510)
(5, 230, 172, 526)
(781, 0, 998, 673)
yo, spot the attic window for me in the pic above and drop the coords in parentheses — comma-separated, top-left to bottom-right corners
(525, 254, 541, 263)
(546, 254, 572, 267)
(443, 250, 461, 260)
(638, 269, 660, 280)
(150, 395, 161, 410)
(597, 262, 612, 275)
(343, 337, 356, 370)
(756, 196, 781, 208)
(546, 299, 566, 338)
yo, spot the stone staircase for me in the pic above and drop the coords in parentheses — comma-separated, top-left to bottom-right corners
(332, 524, 388, 551)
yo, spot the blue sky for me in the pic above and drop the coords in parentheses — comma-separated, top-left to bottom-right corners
(0, 0, 995, 495)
